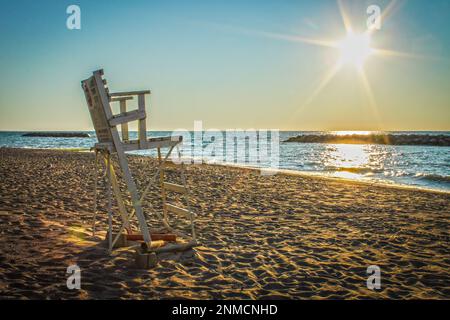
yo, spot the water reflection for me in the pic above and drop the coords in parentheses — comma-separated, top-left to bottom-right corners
(321, 144, 385, 180)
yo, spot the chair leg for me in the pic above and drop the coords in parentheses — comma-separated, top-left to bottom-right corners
(106, 160, 132, 234)
(115, 149, 152, 247)
(92, 150, 99, 237)
(158, 148, 168, 223)
(177, 145, 197, 241)
(106, 153, 113, 253)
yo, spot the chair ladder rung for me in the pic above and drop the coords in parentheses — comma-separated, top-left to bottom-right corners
(163, 182, 187, 194)
(165, 203, 192, 218)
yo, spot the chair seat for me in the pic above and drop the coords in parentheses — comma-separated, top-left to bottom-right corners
(95, 135, 183, 152)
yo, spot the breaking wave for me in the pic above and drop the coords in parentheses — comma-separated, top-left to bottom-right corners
(414, 173, 450, 183)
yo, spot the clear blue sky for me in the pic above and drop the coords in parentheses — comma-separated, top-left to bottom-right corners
(0, 0, 449, 131)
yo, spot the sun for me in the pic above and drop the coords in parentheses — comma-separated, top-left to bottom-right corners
(338, 32, 373, 68)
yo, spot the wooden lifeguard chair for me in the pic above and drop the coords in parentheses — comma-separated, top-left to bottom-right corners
(81, 69, 197, 267)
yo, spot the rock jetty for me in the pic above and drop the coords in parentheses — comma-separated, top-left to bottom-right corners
(22, 132, 90, 138)
(284, 134, 450, 146)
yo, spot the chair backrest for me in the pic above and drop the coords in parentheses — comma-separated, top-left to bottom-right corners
(81, 70, 113, 144)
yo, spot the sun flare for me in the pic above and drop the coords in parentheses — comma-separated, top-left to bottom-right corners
(239, 0, 429, 122)
(338, 32, 373, 67)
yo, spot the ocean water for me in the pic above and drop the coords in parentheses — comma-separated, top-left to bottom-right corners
(1, 131, 449, 192)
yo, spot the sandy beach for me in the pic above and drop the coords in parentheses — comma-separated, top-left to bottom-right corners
(0, 147, 449, 299)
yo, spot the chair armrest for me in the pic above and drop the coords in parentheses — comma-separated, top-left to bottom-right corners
(110, 90, 151, 97)
(110, 96, 133, 102)
(109, 109, 146, 126)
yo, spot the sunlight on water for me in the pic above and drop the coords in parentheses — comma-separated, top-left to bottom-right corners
(321, 144, 372, 180)
(323, 144, 370, 168)
(321, 144, 395, 181)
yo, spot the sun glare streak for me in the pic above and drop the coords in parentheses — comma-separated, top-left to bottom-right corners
(372, 48, 443, 61)
(196, 22, 338, 49)
(250, 30, 338, 48)
(338, 0, 353, 33)
(309, 62, 342, 100)
(357, 66, 383, 128)
(357, 68, 377, 109)
(300, 61, 342, 109)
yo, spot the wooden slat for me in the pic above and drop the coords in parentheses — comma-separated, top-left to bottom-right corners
(81, 77, 113, 144)
(126, 233, 177, 242)
(110, 96, 133, 102)
(119, 100, 129, 141)
(110, 90, 151, 97)
(165, 203, 192, 218)
(109, 109, 145, 126)
(149, 136, 182, 143)
(94, 142, 113, 152)
(164, 182, 186, 194)
(106, 158, 131, 232)
(153, 241, 197, 254)
(96, 136, 182, 152)
(138, 94, 147, 148)
(158, 148, 168, 221)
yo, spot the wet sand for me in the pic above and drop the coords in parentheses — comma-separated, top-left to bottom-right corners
(0, 148, 449, 299)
